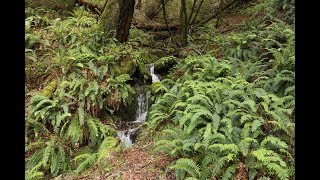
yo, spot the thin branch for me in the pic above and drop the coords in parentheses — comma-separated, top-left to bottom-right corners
(149, 0, 171, 19)
(193, 0, 239, 28)
(188, 0, 198, 24)
(102, 0, 108, 10)
(162, 0, 176, 44)
(190, 0, 204, 25)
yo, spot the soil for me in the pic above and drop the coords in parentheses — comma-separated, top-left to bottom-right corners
(61, 146, 175, 180)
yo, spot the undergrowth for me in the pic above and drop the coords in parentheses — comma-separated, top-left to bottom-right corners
(25, 0, 295, 179)
(146, 1, 295, 179)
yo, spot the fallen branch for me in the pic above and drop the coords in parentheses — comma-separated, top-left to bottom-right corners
(134, 23, 180, 31)
(220, 24, 241, 34)
(76, 0, 102, 15)
(133, 9, 180, 31)
(193, 0, 239, 29)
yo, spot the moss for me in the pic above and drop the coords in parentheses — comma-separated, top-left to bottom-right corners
(140, 51, 158, 64)
(137, 61, 151, 81)
(99, 0, 119, 34)
(150, 48, 167, 58)
(115, 56, 137, 76)
(154, 56, 177, 71)
(41, 80, 57, 98)
(25, 0, 76, 10)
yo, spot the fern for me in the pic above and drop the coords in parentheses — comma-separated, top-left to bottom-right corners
(170, 158, 200, 178)
(73, 153, 98, 174)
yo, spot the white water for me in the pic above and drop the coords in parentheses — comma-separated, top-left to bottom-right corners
(132, 93, 148, 123)
(150, 64, 160, 83)
(117, 64, 160, 147)
(117, 93, 148, 147)
(116, 127, 139, 147)
(116, 130, 132, 147)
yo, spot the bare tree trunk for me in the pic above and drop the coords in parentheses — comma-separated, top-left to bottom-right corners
(135, 0, 142, 9)
(100, 0, 135, 43)
(116, 0, 136, 42)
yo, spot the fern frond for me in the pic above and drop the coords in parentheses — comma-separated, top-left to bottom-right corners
(222, 164, 237, 180)
(170, 158, 200, 178)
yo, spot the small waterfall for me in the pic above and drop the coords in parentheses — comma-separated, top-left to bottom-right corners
(116, 127, 139, 147)
(133, 93, 148, 123)
(116, 130, 132, 147)
(150, 64, 160, 83)
(116, 64, 160, 147)
(117, 93, 148, 147)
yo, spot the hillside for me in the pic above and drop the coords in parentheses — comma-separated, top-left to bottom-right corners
(25, 0, 295, 179)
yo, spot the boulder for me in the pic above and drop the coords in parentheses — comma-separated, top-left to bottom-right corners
(137, 61, 151, 82)
(154, 56, 177, 72)
(115, 56, 137, 76)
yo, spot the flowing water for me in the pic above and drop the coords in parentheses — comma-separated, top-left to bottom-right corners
(150, 64, 160, 83)
(133, 93, 148, 123)
(116, 64, 161, 147)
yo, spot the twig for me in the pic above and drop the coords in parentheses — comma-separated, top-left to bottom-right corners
(162, 0, 176, 45)
(190, 0, 205, 25)
(220, 24, 241, 34)
(193, 0, 239, 28)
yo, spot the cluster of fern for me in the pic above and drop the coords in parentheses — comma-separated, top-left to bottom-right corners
(147, 5, 295, 179)
(25, 6, 150, 179)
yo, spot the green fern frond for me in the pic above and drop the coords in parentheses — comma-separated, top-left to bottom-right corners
(170, 158, 200, 178)
(222, 164, 237, 180)
(260, 136, 288, 149)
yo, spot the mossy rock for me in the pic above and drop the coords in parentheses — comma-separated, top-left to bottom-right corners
(154, 56, 177, 72)
(41, 80, 58, 98)
(151, 48, 167, 58)
(115, 56, 137, 76)
(25, 0, 76, 10)
(140, 51, 158, 64)
(115, 93, 139, 122)
(137, 61, 151, 81)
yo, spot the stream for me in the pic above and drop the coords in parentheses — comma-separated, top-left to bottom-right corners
(116, 64, 160, 147)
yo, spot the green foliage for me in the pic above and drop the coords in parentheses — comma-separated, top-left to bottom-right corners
(72, 137, 120, 174)
(25, 1, 295, 179)
(149, 10, 295, 178)
(26, 136, 69, 177)
(170, 158, 200, 179)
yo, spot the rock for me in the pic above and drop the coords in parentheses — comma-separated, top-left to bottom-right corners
(115, 55, 137, 76)
(136, 61, 151, 82)
(154, 56, 177, 72)
(140, 51, 158, 64)
(25, 0, 76, 10)
(41, 80, 57, 98)
(115, 92, 139, 122)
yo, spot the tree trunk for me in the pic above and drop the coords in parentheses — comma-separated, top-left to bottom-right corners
(135, 0, 142, 9)
(116, 0, 136, 43)
(100, 0, 135, 43)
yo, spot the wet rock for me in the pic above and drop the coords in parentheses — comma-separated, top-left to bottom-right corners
(154, 56, 177, 73)
(115, 56, 137, 76)
(137, 61, 152, 82)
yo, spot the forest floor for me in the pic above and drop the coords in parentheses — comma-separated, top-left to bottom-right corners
(60, 145, 174, 179)
(59, 5, 252, 180)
